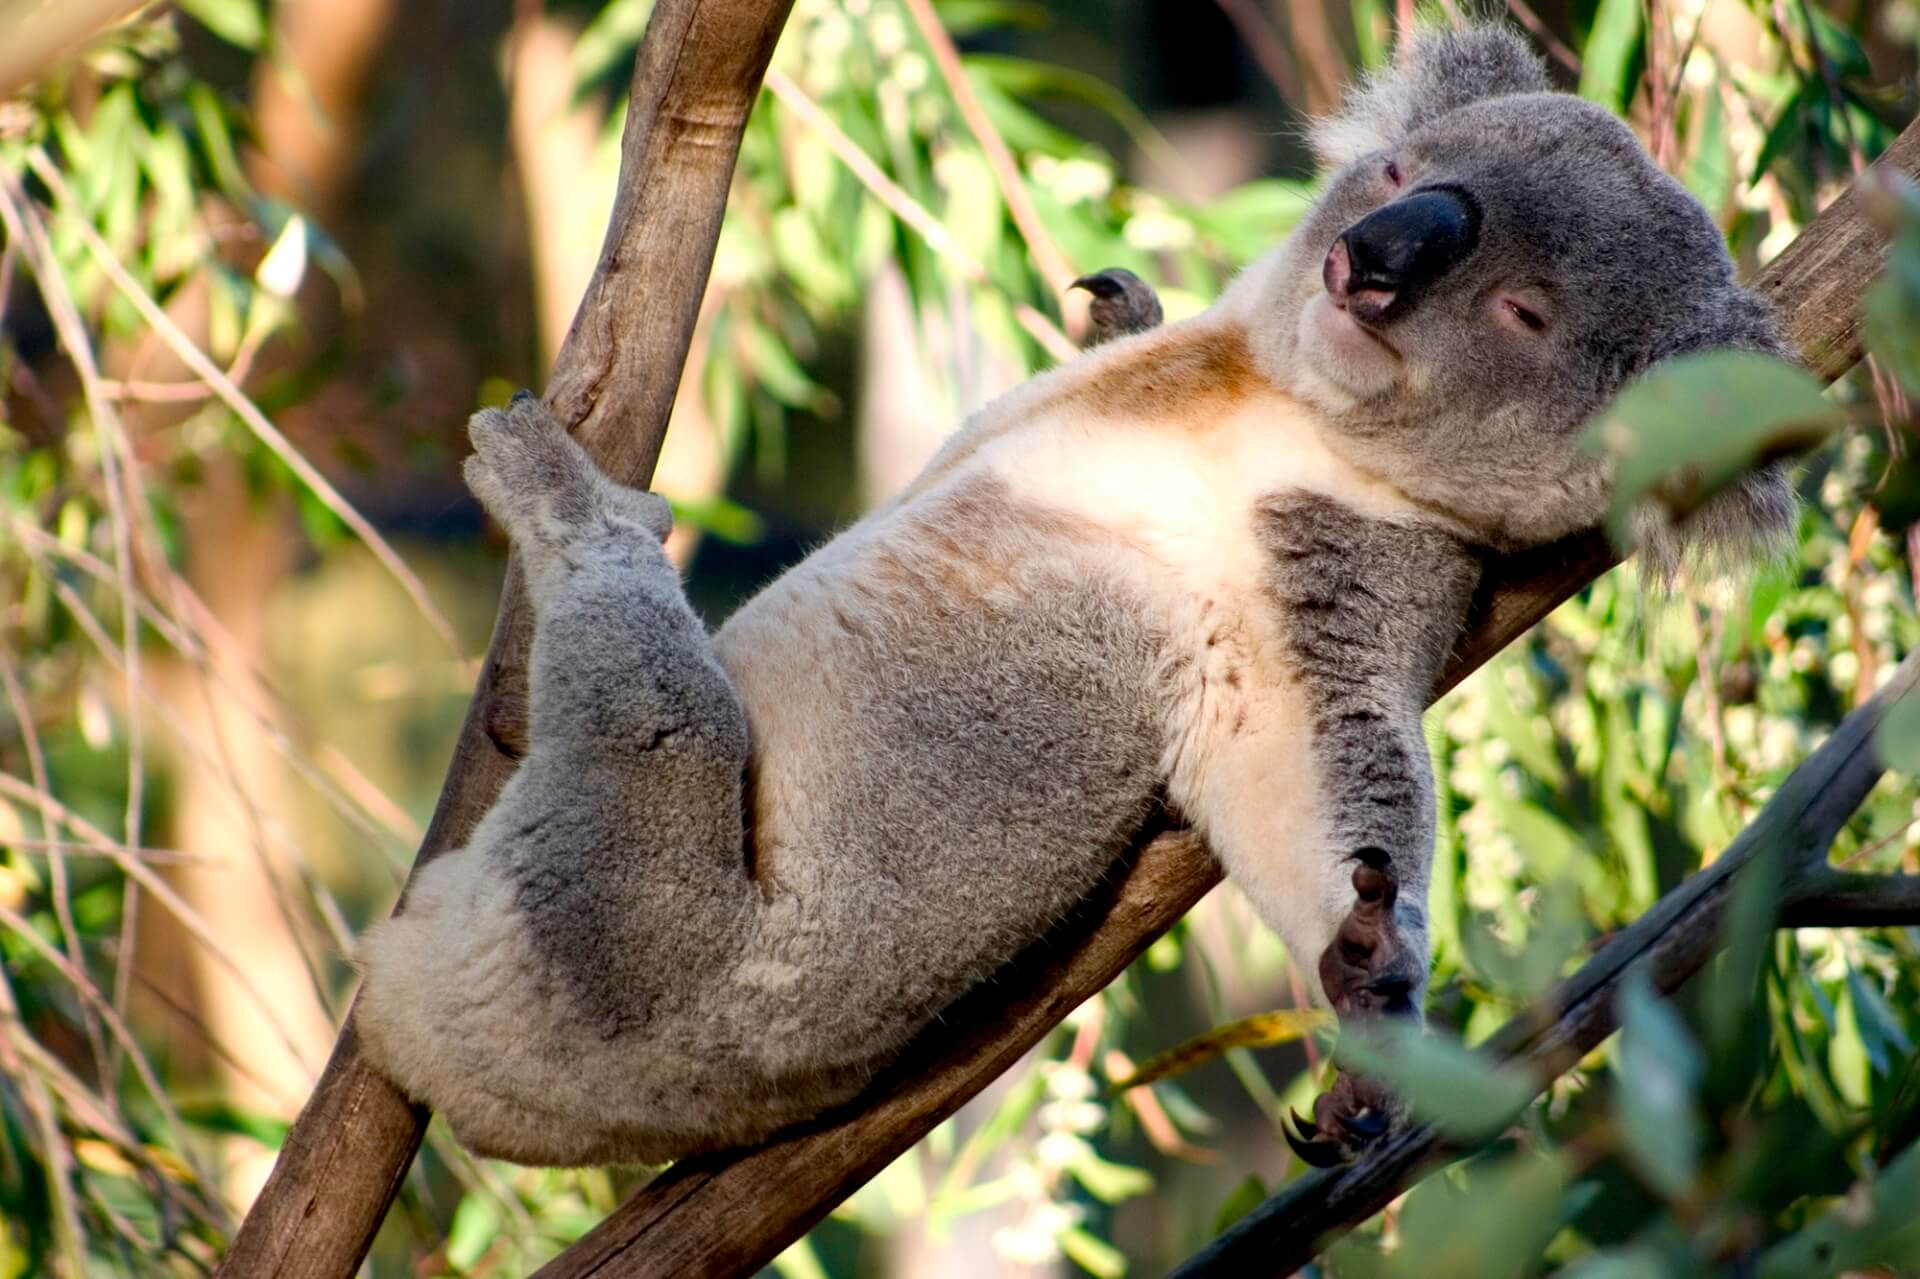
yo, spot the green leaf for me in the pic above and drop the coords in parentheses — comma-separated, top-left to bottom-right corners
(1710, 828, 1785, 1055)
(770, 1237, 830, 1279)
(1067, 1146, 1153, 1204)
(573, 0, 656, 89)
(1209, 1175, 1267, 1236)
(177, 1101, 290, 1148)
(1336, 1022, 1537, 1141)
(178, 0, 266, 50)
(1560, 1248, 1678, 1279)
(1058, 1226, 1128, 1278)
(1615, 970, 1704, 1200)
(1875, 686, 1920, 773)
(445, 1194, 501, 1272)
(934, 1, 1048, 37)
(1392, 1153, 1572, 1279)
(1846, 967, 1912, 1075)
(1577, 0, 1643, 113)
(1584, 350, 1840, 552)
(1759, 1142, 1920, 1277)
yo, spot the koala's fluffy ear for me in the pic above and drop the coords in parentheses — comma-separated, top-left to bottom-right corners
(1635, 288, 1803, 583)
(1312, 26, 1550, 168)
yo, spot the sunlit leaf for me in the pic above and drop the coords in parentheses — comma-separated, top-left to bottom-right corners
(1759, 1142, 1920, 1277)
(1875, 687, 1920, 773)
(572, 0, 655, 89)
(1058, 1226, 1127, 1278)
(445, 1194, 500, 1271)
(178, 0, 265, 50)
(1209, 1174, 1266, 1236)
(1107, 1009, 1333, 1092)
(1391, 1153, 1572, 1279)
(1577, 0, 1643, 113)
(1066, 1147, 1152, 1204)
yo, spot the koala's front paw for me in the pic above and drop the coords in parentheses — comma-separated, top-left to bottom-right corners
(1072, 269, 1163, 346)
(1285, 1067, 1402, 1168)
(1285, 852, 1424, 1166)
(1317, 853, 1421, 1018)
(464, 391, 672, 550)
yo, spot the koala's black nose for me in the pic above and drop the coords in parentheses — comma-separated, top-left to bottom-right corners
(1334, 188, 1479, 325)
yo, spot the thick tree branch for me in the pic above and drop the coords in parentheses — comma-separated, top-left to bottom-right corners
(1171, 654, 1920, 1279)
(522, 118, 1920, 1279)
(215, 3, 795, 1276)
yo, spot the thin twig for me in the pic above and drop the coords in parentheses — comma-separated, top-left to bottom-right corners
(896, 0, 1078, 296)
(17, 152, 464, 658)
(1503, 0, 1579, 73)
(13, 511, 415, 881)
(0, 898, 230, 1227)
(1213, 0, 1309, 108)
(28, 551, 356, 981)
(0, 141, 148, 1080)
(763, 69, 1078, 363)
(0, 656, 96, 1027)
(0, 771, 324, 1073)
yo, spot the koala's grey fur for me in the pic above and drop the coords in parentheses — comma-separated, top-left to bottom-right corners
(356, 25, 1796, 1167)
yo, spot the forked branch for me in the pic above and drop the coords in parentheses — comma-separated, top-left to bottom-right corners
(1172, 655, 1920, 1278)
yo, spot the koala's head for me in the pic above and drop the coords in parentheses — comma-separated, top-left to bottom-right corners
(1236, 26, 1796, 567)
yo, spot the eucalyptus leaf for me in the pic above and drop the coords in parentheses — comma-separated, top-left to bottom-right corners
(1584, 350, 1840, 552)
(1615, 970, 1704, 1201)
(1578, 0, 1643, 113)
(1874, 688, 1920, 773)
(1335, 1022, 1537, 1140)
(178, 0, 265, 50)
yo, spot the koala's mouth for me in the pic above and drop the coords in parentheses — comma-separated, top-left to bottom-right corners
(1321, 240, 1401, 357)
(1318, 293, 1401, 359)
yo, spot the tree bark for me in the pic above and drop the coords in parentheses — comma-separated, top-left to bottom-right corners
(214, 2, 794, 1275)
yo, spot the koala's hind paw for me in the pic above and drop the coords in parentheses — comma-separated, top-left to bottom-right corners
(1290, 852, 1424, 1165)
(1073, 269, 1163, 346)
(464, 391, 672, 549)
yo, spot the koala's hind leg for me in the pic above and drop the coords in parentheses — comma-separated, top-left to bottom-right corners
(359, 392, 761, 1165)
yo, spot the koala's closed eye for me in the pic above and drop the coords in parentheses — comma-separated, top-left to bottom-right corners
(1495, 293, 1550, 334)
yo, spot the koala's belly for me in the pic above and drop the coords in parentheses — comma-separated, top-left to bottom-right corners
(713, 478, 1171, 1050)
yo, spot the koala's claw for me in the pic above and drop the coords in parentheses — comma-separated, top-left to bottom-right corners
(1072, 268, 1164, 346)
(1284, 1070, 1401, 1167)
(1283, 1110, 1345, 1168)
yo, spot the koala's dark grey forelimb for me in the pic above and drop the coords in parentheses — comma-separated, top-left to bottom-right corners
(1074, 268, 1165, 345)
(1256, 494, 1480, 1162)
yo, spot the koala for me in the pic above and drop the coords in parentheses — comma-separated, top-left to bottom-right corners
(355, 26, 1795, 1169)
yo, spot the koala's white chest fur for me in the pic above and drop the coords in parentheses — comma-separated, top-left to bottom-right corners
(719, 318, 1432, 972)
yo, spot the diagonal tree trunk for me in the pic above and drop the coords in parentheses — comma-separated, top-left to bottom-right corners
(223, 13, 1920, 1279)
(216, 2, 795, 1274)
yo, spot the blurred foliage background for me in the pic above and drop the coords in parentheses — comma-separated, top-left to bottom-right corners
(3, 0, 1920, 1275)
